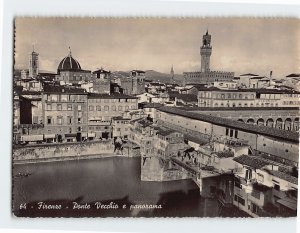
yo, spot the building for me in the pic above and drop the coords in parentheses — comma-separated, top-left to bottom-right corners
(115, 70, 145, 95)
(183, 31, 234, 85)
(197, 87, 300, 108)
(154, 106, 299, 167)
(87, 93, 138, 140)
(91, 68, 112, 94)
(111, 116, 131, 139)
(55, 48, 92, 85)
(29, 46, 39, 78)
(42, 85, 88, 143)
(233, 154, 297, 217)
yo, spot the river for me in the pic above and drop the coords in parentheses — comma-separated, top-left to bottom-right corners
(12, 157, 245, 217)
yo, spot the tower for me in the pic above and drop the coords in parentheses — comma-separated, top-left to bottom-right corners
(170, 65, 174, 83)
(29, 45, 39, 78)
(200, 30, 212, 72)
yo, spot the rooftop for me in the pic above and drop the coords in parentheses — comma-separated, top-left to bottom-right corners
(286, 73, 300, 78)
(265, 169, 298, 185)
(233, 155, 269, 169)
(157, 106, 299, 143)
(88, 93, 137, 99)
(43, 85, 86, 94)
(240, 73, 259, 77)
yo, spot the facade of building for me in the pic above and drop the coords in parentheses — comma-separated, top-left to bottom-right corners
(91, 68, 112, 94)
(197, 87, 300, 108)
(42, 85, 88, 143)
(115, 70, 145, 95)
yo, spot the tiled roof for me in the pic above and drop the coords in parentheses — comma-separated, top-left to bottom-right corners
(43, 85, 86, 94)
(92, 68, 110, 74)
(215, 151, 234, 158)
(157, 127, 177, 136)
(265, 170, 298, 185)
(88, 93, 137, 99)
(181, 106, 300, 111)
(157, 106, 299, 142)
(240, 73, 259, 76)
(233, 155, 269, 169)
(140, 102, 163, 108)
(176, 94, 198, 102)
(286, 73, 300, 78)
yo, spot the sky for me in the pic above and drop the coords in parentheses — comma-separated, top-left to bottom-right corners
(14, 18, 300, 78)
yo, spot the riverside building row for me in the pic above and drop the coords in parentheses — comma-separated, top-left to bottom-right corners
(13, 85, 138, 144)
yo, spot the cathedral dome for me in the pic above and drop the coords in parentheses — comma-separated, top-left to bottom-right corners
(57, 48, 81, 72)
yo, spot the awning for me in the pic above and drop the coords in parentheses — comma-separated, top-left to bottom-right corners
(277, 197, 297, 211)
(21, 134, 43, 141)
(88, 132, 96, 137)
(81, 132, 88, 137)
(44, 134, 56, 139)
(65, 133, 77, 137)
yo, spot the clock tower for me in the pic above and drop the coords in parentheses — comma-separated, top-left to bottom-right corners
(200, 30, 212, 72)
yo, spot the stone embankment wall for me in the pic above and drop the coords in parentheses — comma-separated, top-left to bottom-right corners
(13, 141, 115, 161)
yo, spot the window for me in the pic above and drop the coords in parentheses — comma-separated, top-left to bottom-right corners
(67, 104, 72, 111)
(89, 106, 94, 111)
(47, 104, 52, 110)
(78, 105, 82, 111)
(47, 117, 52, 125)
(96, 106, 101, 111)
(57, 104, 62, 111)
(112, 105, 116, 111)
(118, 106, 122, 111)
(104, 106, 109, 111)
(78, 118, 81, 124)
(67, 116, 72, 124)
(234, 130, 238, 138)
(230, 129, 233, 137)
(274, 184, 280, 191)
(57, 116, 63, 125)
(78, 112, 82, 117)
(125, 106, 129, 111)
(234, 195, 245, 206)
(226, 128, 229, 136)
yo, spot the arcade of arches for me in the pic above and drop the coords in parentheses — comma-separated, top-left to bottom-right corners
(238, 117, 299, 131)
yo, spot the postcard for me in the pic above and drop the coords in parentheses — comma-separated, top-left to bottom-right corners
(12, 17, 299, 218)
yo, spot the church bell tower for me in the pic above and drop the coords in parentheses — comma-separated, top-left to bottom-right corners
(29, 45, 39, 78)
(200, 30, 212, 72)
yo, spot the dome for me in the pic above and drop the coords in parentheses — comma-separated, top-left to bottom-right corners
(57, 49, 82, 72)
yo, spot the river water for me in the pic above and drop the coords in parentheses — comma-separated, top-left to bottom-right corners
(13, 157, 243, 217)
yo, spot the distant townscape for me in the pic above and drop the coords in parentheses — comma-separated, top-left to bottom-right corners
(13, 31, 299, 217)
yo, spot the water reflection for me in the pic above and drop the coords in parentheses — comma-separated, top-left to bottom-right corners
(13, 157, 236, 217)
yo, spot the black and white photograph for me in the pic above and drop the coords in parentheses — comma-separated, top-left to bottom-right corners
(12, 17, 299, 218)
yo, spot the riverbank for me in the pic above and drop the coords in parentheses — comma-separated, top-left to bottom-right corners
(13, 152, 140, 165)
(13, 140, 141, 163)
